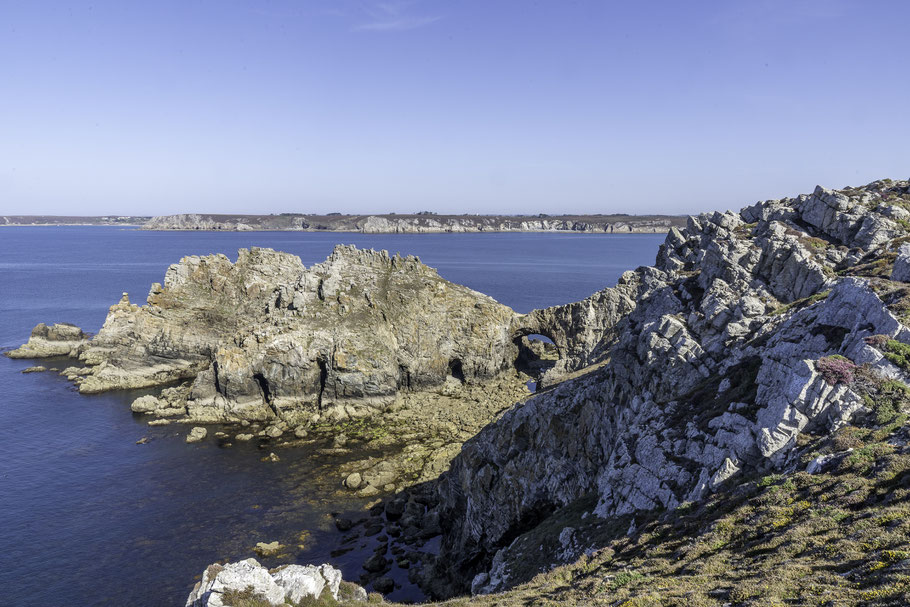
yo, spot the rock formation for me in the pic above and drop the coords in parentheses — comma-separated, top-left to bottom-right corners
(14, 178, 910, 605)
(10, 245, 523, 426)
(425, 178, 910, 595)
(185, 559, 366, 606)
(7, 323, 87, 358)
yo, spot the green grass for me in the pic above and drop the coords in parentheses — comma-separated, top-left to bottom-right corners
(881, 339, 910, 372)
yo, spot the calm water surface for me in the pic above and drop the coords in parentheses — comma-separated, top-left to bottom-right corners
(0, 227, 665, 606)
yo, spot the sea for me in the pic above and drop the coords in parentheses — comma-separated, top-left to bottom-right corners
(0, 227, 665, 606)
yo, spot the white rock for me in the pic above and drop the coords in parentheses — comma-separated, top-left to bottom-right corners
(185, 558, 284, 607)
(274, 564, 343, 602)
(185, 559, 352, 607)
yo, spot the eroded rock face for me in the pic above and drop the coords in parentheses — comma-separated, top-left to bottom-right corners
(6, 323, 86, 358)
(185, 559, 358, 607)
(429, 178, 910, 595)
(17, 245, 522, 424)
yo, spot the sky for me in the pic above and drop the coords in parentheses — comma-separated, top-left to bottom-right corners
(1, 0, 909, 216)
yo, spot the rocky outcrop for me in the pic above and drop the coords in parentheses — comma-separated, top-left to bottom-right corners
(16, 245, 523, 425)
(143, 213, 686, 234)
(6, 323, 87, 358)
(427, 178, 910, 595)
(185, 559, 365, 606)
(892, 243, 910, 282)
(513, 276, 640, 378)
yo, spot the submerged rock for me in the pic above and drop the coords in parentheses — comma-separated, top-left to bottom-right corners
(253, 541, 285, 557)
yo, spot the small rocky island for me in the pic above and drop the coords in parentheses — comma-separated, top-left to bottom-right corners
(11, 178, 910, 606)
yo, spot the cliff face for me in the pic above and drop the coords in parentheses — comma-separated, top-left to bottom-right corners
(428, 179, 910, 595)
(142, 212, 685, 234)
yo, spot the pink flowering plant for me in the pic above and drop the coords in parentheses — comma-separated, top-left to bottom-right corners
(815, 355, 857, 385)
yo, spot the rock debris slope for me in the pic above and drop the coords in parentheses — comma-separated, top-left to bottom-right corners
(428, 178, 910, 595)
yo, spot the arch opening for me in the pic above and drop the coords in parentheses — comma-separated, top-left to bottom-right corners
(513, 332, 560, 391)
(448, 359, 465, 383)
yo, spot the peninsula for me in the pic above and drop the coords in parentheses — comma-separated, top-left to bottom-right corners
(10, 178, 910, 606)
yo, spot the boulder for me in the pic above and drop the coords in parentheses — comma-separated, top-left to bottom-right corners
(344, 472, 363, 490)
(186, 427, 207, 443)
(6, 322, 86, 359)
(373, 576, 394, 594)
(253, 541, 285, 557)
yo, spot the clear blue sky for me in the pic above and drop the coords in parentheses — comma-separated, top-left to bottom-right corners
(1, 0, 908, 216)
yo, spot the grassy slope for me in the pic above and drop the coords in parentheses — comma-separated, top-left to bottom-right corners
(230, 401, 910, 607)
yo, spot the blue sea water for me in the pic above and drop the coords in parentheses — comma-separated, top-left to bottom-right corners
(0, 227, 665, 606)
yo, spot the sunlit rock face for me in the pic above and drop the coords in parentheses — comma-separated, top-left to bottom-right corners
(19, 245, 522, 424)
(430, 179, 910, 595)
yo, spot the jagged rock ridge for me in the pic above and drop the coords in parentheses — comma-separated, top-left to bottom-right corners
(10, 245, 531, 424)
(426, 178, 910, 595)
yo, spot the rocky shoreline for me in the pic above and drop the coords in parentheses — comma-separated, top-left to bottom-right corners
(3, 212, 687, 233)
(141, 212, 686, 234)
(11, 178, 910, 606)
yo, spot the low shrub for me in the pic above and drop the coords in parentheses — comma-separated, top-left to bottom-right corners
(816, 355, 857, 385)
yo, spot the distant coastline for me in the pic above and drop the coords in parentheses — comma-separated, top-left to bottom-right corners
(2, 213, 687, 233)
(0, 216, 150, 227)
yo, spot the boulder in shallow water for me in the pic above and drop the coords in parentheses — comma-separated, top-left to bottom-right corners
(130, 395, 162, 413)
(372, 575, 394, 594)
(253, 541, 285, 557)
(186, 427, 207, 443)
(344, 472, 363, 490)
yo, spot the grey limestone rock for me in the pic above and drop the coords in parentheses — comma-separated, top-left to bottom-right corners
(430, 178, 910, 595)
(892, 243, 910, 282)
(185, 558, 356, 607)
